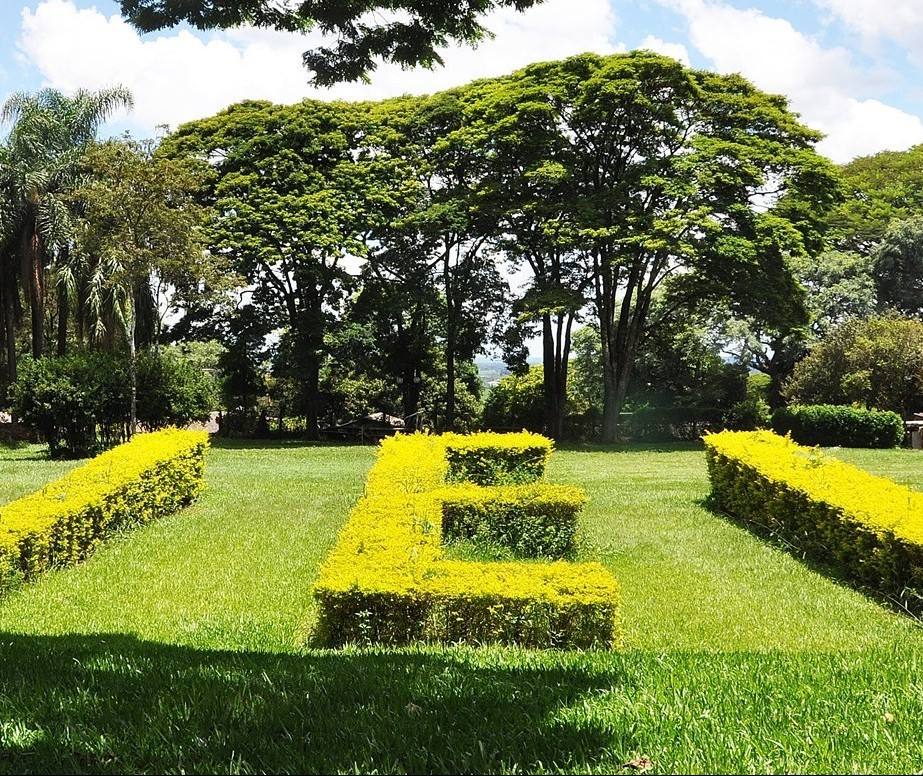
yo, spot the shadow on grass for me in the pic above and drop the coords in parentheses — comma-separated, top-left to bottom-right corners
(0, 633, 629, 774)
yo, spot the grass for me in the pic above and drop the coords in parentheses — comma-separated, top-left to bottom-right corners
(0, 438, 922, 772)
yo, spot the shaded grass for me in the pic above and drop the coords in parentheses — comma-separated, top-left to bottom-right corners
(0, 439, 922, 772)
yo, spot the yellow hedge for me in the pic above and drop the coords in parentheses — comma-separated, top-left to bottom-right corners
(704, 429, 923, 608)
(0, 428, 208, 590)
(312, 432, 621, 648)
(443, 431, 553, 485)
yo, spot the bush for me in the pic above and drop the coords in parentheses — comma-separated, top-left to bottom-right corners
(704, 429, 923, 611)
(10, 352, 128, 458)
(480, 366, 544, 433)
(311, 432, 621, 649)
(443, 431, 553, 485)
(136, 349, 219, 430)
(10, 349, 218, 458)
(723, 397, 772, 431)
(771, 404, 904, 448)
(0, 428, 208, 593)
(440, 483, 587, 559)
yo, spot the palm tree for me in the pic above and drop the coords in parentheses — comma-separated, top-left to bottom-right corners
(0, 86, 133, 379)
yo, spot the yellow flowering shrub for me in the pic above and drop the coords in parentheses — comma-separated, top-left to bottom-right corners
(704, 429, 923, 607)
(312, 432, 621, 648)
(443, 431, 553, 485)
(440, 482, 587, 558)
(0, 428, 208, 591)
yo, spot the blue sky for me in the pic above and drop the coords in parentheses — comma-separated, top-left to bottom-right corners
(3, 0, 923, 163)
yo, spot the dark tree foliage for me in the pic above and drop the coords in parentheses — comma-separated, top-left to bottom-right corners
(119, 0, 544, 85)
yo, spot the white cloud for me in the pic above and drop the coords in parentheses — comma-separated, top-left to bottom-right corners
(660, 0, 923, 161)
(813, 0, 923, 47)
(816, 98, 923, 162)
(15, 0, 617, 134)
(638, 35, 690, 66)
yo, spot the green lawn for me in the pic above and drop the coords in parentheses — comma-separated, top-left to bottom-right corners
(0, 438, 922, 773)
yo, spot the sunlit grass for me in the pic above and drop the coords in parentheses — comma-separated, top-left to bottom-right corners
(0, 438, 922, 773)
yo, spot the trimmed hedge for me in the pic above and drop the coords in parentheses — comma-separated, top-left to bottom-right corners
(443, 431, 552, 485)
(441, 482, 587, 559)
(311, 432, 621, 649)
(771, 404, 904, 448)
(0, 428, 209, 592)
(704, 429, 923, 610)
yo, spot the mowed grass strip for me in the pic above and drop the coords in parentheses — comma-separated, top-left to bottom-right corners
(0, 439, 921, 773)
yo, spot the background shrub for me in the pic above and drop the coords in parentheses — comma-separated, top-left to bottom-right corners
(771, 404, 904, 448)
(722, 396, 772, 431)
(10, 349, 218, 458)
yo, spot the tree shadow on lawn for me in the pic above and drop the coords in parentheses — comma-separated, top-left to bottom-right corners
(0, 632, 630, 775)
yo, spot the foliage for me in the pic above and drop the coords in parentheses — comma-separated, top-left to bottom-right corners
(480, 365, 544, 433)
(873, 216, 923, 317)
(722, 396, 772, 431)
(828, 143, 923, 254)
(0, 87, 133, 377)
(441, 482, 586, 560)
(10, 352, 127, 458)
(771, 404, 904, 449)
(443, 431, 553, 485)
(705, 429, 923, 612)
(784, 314, 923, 417)
(629, 311, 748, 411)
(485, 52, 838, 441)
(311, 432, 620, 649)
(119, 0, 543, 85)
(162, 99, 369, 437)
(136, 348, 219, 431)
(0, 428, 207, 594)
(10, 349, 217, 458)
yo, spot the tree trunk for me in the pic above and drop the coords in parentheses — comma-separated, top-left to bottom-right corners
(443, 250, 456, 432)
(541, 311, 575, 441)
(28, 229, 44, 360)
(128, 301, 137, 439)
(56, 280, 69, 357)
(1, 270, 18, 385)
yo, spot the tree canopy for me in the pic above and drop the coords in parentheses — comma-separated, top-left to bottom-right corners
(119, 0, 545, 85)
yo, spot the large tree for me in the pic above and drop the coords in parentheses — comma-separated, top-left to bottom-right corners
(0, 87, 132, 379)
(119, 0, 544, 85)
(490, 52, 838, 442)
(74, 135, 218, 434)
(828, 144, 923, 255)
(161, 99, 367, 438)
(873, 216, 923, 317)
(362, 90, 508, 431)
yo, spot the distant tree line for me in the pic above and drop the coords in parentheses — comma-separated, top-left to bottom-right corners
(12, 48, 923, 451)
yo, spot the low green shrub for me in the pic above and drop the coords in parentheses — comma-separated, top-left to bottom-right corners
(0, 428, 208, 592)
(771, 404, 904, 448)
(443, 431, 553, 485)
(440, 483, 587, 559)
(704, 429, 923, 611)
(722, 397, 772, 431)
(311, 432, 621, 649)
